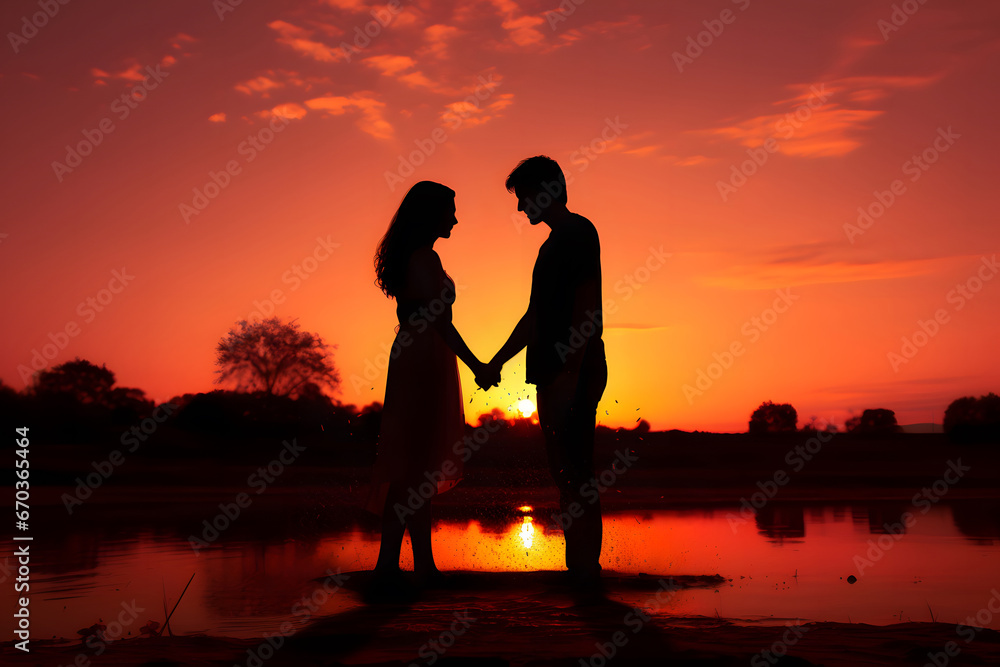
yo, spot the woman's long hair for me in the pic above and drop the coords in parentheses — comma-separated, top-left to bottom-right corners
(374, 181, 455, 298)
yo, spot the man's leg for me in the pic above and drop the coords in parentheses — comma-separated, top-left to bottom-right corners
(565, 398, 601, 576)
(538, 369, 606, 578)
(568, 359, 608, 576)
(537, 389, 579, 571)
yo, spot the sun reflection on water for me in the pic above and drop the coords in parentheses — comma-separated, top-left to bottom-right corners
(520, 515, 535, 550)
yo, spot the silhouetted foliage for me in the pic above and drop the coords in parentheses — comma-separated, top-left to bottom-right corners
(0, 379, 18, 401)
(215, 317, 340, 398)
(800, 417, 836, 435)
(108, 386, 156, 425)
(30, 358, 116, 405)
(170, 388, 383, 459)
(476, 408, 510, 433)
(349, 401, 383, 443)
(16, 359, 156, 442)
(748, 401, 797, 434)
(0, 380, 21, 432)
(944, 393, 1000, 443)
(845, 408, 900, 435)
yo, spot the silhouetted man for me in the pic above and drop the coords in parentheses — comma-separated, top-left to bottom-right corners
(481, 155, 608, 583)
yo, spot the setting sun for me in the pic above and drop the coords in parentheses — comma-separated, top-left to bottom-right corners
(517, 399, 536, 419)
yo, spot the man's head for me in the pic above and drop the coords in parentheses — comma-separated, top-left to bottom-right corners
(505, 155, 567, 225)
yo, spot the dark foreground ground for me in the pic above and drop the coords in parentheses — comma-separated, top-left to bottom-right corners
(3, 431, 999, 665)
(4, 571, 1000, 666)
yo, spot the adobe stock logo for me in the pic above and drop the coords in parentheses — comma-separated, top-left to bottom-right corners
(7, 0, 72, 54)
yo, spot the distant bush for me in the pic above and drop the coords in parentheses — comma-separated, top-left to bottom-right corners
(944, 393, 1000, 443)
(800, 417, 836, 435)
(845, 408, 900, 435)
(17, 358, 156, 443)
(748, 401, 797, 434)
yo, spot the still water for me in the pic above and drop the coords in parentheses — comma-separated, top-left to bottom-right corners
(4, 501, 999, 642)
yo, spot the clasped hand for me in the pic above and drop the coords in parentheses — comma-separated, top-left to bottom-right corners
(474, 360, 501, 391)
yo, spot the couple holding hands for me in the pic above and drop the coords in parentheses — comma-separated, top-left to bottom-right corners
(367, 156, 607, 591)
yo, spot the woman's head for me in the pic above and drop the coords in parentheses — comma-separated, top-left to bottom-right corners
(374, 181, 456, 298)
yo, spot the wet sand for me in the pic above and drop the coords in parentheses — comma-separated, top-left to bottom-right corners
(5, 570, 1000, 666)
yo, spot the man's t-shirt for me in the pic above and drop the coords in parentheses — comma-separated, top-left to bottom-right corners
(525, 214, 605, 387)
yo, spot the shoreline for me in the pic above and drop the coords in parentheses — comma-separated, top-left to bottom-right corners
(4, 568, 1000, 667)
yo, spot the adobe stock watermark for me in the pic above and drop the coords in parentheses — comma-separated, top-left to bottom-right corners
(222, 0, 413, 55)
(340, 1, 411, 61)
(235, 568, 350, 667)
(726, 422, 832, 533)
(717, 84, 829, 202)
(567, 116, 629, 175)
(607, 244, 671, 305)
(672, 0, 752, 73)
(52, 63, 170, 182)
(349, 282, 467, 393)
(751, 622, 810, 667)
(552, 449, 638, 531)
(393, 418, 502, 522)
(61, 403, 177, 514)
(221, 0, 414, 57)
(928, 588, 1000, 667)
(188, 439, 306, 551)
(245, 236, 340, 323)
(17, 268, 135, 386)
(887, 254, 996, 372)
(556, 245, 672, 363)
(40, 600, 147, 660)
(179, 114, 293, 223)
(580, 578, 678, 666)
(852, 459, 969, 577)
(844, 126, 960, 243)
(546, 0, 586, 30)
(384, 74, 501, 192)
(7, 0, 73, 54)
(878, 0, 930, 41)
(512, 117, 628, 234)
(683, 288, 798, 403)
(409, 610, 477, 666)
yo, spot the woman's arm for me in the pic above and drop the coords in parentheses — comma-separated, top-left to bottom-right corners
(408, 248, 487, 377)
(489, 305, 535, 371)
(435, 321, 487, 377)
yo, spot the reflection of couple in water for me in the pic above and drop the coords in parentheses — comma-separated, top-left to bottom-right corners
(366, 156, 607, 594)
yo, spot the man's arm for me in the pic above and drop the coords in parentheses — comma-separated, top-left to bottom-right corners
(551, 226, 601, 383)
(560, 274, 600, 378)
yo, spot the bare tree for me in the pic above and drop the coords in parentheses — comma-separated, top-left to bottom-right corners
(215, 317, 340, 398)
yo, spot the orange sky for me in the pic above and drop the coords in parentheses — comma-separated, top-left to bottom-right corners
(2, 0, 998, 432)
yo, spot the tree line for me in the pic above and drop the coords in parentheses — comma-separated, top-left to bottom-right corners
(3, 317, 997, 444)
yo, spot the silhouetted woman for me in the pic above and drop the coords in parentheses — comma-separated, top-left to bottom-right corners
(368, 181, 489, 586)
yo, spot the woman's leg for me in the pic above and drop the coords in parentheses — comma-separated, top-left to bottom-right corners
(409, 498, 439, 577)
(374, 482, 406, 574)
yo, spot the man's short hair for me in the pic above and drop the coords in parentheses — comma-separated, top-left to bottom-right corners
(505, 155, 567, 205)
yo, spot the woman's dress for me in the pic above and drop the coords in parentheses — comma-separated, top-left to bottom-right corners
(366, 250, 465, 516)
